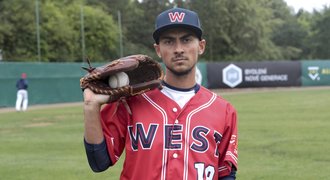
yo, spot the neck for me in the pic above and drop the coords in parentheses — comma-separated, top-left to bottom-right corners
(164, 71, 196, 89)
(162, 80, 200, 93)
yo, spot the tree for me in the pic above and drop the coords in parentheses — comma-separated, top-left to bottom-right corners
(270, 1, 310, 60)
(0, 0, 119, 62)
(126, 0, 172, 59)
(0, 0, 328, 62)
(295, 10, 314, 59)
(39, 0, 119, 62)
(40, 1, 79, 62)
(190, 0, 283, 61)
(79, 5, 119, 62)
(0, 0, 37, 61)
(87, 0, 170, 59)
(311, 6, 330, 59)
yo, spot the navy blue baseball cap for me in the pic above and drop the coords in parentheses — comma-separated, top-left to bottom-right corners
(153, 7, 203, 44)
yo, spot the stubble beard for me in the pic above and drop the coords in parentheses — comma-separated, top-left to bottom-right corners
(166, 64, 195, 76)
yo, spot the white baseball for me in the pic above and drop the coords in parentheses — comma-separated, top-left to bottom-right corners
(108, 72, 130, 88)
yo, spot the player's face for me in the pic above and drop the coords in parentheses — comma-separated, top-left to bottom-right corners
(154, 28, 206, 77)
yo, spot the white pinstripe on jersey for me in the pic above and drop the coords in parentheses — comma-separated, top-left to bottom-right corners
(183, 93, 217, 180)
(142, 93, 168, 180)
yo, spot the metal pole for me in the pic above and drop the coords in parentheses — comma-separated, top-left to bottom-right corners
(118, 10, 123, 57)
(35, 0, 41, 61)
(80, 6, 86, 62)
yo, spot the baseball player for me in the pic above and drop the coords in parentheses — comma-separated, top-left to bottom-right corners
(15, 73, 29, 111)
(83, 7, 238, 180)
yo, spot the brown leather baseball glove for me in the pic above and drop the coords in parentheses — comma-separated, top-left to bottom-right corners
(80, 54, 163, 103)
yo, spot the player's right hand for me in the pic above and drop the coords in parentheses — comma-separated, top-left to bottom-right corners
(83, 88, 110, 106)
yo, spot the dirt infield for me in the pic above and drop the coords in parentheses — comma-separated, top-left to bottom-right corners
(1, 86, 329, 113)
(0, 102, 83, 113)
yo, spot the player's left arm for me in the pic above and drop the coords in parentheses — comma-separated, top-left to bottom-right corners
(218, 154, 237, 180)
(219, 168, 237, 180)
(218, 103, 238, 179)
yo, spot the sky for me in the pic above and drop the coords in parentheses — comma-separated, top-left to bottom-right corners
(284, 0, 330, 12)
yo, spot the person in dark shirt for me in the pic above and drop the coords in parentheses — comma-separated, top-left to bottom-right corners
(15, 73, 28, 111)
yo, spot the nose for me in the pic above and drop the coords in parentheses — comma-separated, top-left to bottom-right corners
(174, 42, 184, 55)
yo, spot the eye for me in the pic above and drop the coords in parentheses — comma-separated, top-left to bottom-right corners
(163, 40, 170, 44)
(182, 37, 192, 43)
(161, 39, 173, 45)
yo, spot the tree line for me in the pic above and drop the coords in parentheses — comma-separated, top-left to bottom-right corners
(0, 0, 329, 62)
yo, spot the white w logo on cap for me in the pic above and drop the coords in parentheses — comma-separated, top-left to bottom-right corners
(168, 12, 185, 22)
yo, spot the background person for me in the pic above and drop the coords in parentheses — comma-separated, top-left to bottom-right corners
(15, 73, 28, 111)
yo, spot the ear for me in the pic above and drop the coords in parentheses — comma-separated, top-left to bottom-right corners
(198, 39, 206, 55)
(154, 43, 162, 58)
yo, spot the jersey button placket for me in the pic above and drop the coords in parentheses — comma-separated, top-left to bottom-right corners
(171, 107, 180, 124)
(170, 107, 180, 160)
(167, 106, 182, 178)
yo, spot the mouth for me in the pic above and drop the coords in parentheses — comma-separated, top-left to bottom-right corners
(172, 57, 188, 62)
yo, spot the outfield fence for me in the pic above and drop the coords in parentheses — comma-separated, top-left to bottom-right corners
(1, 60, 329, 107)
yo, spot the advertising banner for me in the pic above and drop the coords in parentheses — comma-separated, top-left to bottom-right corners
(207, 61, 301, 88)
(302, 60, 330, 86)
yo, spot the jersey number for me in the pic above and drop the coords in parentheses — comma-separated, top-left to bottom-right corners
(195, 163, 215, 180)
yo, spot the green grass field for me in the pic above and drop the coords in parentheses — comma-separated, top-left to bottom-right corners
(1, 87, 329, 179)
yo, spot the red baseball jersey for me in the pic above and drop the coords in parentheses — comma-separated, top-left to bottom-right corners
(100, 86, 238, 180)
